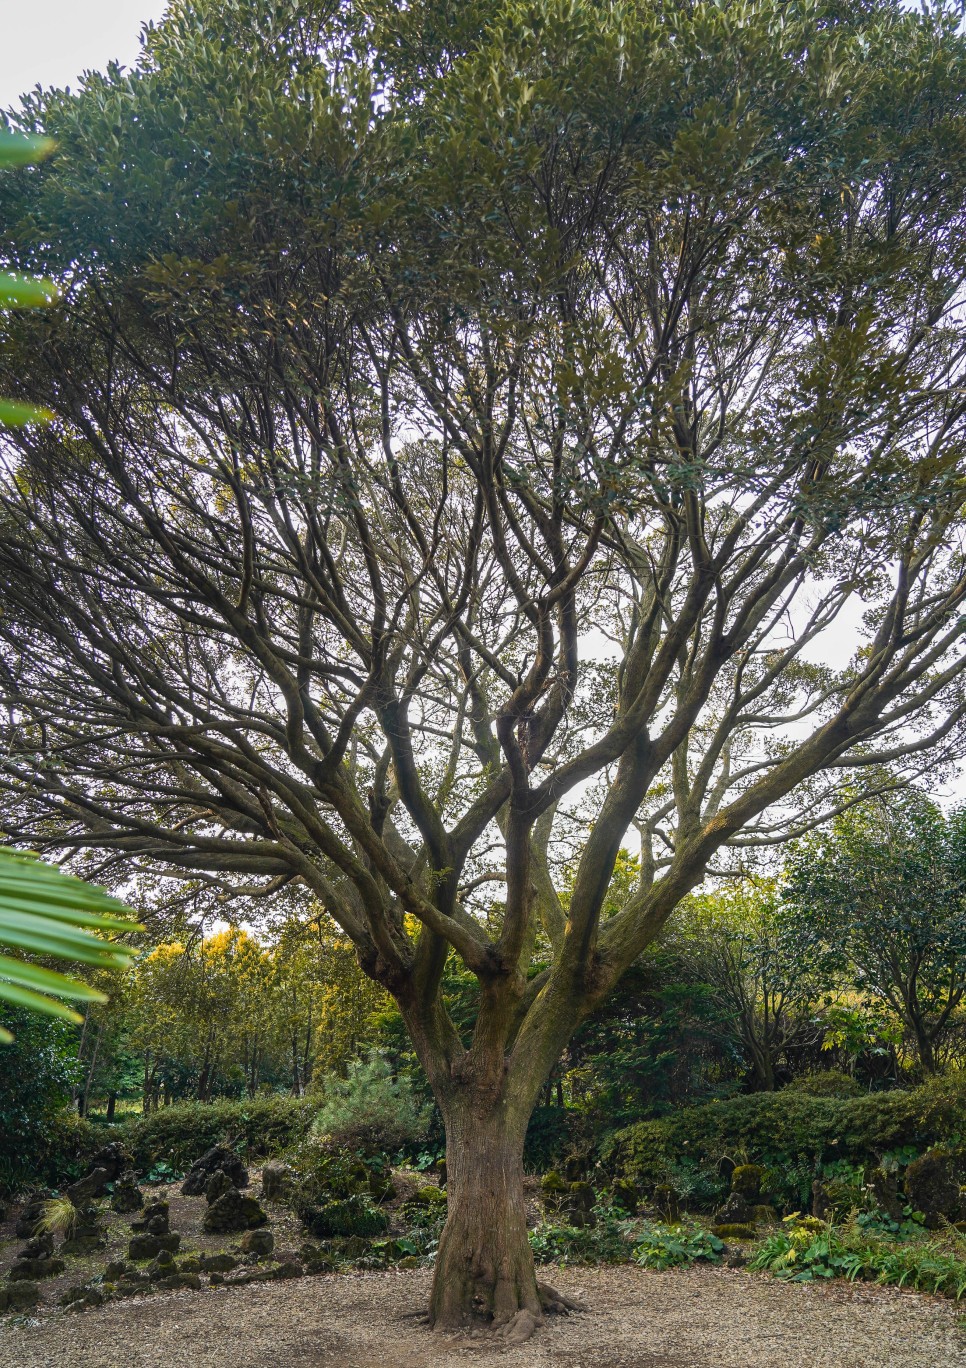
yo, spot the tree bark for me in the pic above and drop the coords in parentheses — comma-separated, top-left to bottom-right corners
(429, 1099, 541, 1333)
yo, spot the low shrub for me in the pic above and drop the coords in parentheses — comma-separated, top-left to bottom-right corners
(529, 1212, 634, 1265)
(311, 1053, 431, 1153)
(749, 1217, 966, 1297)
(117, 1095, 315, 1171)
(633, 1223, 725, 1270)
(604, 1073, 966, 1213)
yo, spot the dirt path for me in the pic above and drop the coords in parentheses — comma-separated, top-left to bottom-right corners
(2, 1264, 965, 1368)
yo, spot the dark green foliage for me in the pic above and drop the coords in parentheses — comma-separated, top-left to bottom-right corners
(0, 1010, 92, 1194)
(561, 958, 739, 1132)
(529, 1211, 633, 1266)
(783, 796, 966, 1073)
(118, 1095, 315, 1171)
(784, 1070, 865, 1099)
(303, 1196, 389, 1239)
(605, 1074, 966, 1212)
(633, 1223, 725, 1270)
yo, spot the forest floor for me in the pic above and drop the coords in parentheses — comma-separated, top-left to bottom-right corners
(2, 1262, 965, 1368)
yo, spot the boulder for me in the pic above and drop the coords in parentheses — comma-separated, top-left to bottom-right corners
(66, 1167, 111, 1205)
(652, 1184, 680, 1223)
(260, 1162, 295, 1202)
(147, 1250, 177, 1280)
(273, 1260, 304, 1279)
(156, 1272, 201, 1291)
(104, 1260, 131, 1281)
(206, 1169, 233, 1205)
(14, 1199, 47, 1240)
(132, 1200, 169, 1235)
(9, 1256, 65, 1280)
(61, 1205, 107, 1256)
(869, 1167, 905, 1223)
(18, 1234, 54, 1260)
(0, 1281, 40, 1312)
(181, 1145, 248, 1196)
(60, 1285, 104, 1310)
(110, 1171, 144, 1214)
(128, 1233, 161, 1261)
(811, 1179, 833, 1221)
(203, 1186, 268, 1234)
(88, 1142, 131, 1182)
(714, 1191, 753, 1225)
(198, 1252, 239, 1272)
(730, 1164, 765, 1201)
(905, 1150, 961, 1228)
(240, 1228, 274, 1256)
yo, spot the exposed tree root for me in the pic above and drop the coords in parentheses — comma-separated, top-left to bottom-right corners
(494, 1309, 539, 1345)
(537, 1280, 587, 1315)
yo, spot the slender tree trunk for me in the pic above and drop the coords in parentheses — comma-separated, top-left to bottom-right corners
(105, 1091, 117, 1122)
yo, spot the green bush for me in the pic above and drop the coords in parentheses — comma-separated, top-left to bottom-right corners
(0, 1011, 98, 1195)
(116, 1095, 315, 1171)
(303, 1195, 389, 1238)
(529, 1212, 634, 1265)
(633, 1223, 725, 1270)
(749, 1217, 966, 1297)
(604, 1074, 966, 1212)
(312, 1052, 431, 1153)
(783, 1070, 864, 1099)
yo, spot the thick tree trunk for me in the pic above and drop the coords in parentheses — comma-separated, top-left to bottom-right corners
(429, 1101, 540, 1334)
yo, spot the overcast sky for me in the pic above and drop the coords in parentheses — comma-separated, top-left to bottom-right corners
(0, 1, 169, 113)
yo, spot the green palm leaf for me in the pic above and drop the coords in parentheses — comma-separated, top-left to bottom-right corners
(0, 849, 141, 1043)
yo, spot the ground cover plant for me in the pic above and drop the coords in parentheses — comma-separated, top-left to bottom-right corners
(3, 0, 966, 1345)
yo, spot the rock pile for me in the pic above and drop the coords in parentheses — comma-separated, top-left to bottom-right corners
(128, 1200, 181, 1260)
(61, 1205, 107, 1256)
(8, 1233, 65, 1281)
(110, 1170, 145, 1214)
(203, 1172, 268, 1234)
(181, 1145, 248, 1196)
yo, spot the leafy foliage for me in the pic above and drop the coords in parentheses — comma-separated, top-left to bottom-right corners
(750, 1218, 966, 1297)
(633, 1223, 725, 1271)
(0, 850, 139, 1043)
(605, 1073, 966, 1212)
(312, 1051, 432, 1153)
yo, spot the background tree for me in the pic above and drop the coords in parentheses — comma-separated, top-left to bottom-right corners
(678, 880, 824, 1092)
(783, 793, 966, 1074)
(1, 0, 966, 1338)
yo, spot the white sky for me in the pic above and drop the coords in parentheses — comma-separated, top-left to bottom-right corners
(0, 1, 170, 113)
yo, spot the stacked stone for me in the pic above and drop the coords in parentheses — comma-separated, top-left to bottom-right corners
(128, 1199, 181, 1260)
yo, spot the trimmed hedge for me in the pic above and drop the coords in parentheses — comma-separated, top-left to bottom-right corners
(116, 1096, 316, 1170)
(602, 1073, 966, 1211)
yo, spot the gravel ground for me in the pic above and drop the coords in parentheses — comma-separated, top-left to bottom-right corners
(3, 1263, 966, 1368)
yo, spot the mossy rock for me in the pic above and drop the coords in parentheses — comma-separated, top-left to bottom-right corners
(752, 1204, 777, 1224)
(712, 1223, 757, 1240)
(730, 1165, 764, 1200)
(412, 1185, 447, 1207)
(904, 1149, 960, 1227)
(610, 1179, 639, 1213)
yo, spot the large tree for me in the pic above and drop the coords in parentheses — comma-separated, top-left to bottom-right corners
(2, 0, 966, 1338)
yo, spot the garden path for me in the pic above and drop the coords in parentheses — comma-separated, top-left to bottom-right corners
(1, 1262, 963, 1368)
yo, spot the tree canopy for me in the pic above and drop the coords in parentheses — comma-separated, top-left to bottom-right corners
(1, 0, 966, 1335)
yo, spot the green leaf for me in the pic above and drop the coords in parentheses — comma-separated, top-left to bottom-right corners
(0, 399, 52, 426)
(0, 978, 85, 1023)
(0, 130, 55, 168)
(0, 954, 109, 1001)
(0, 276, 59, 308)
